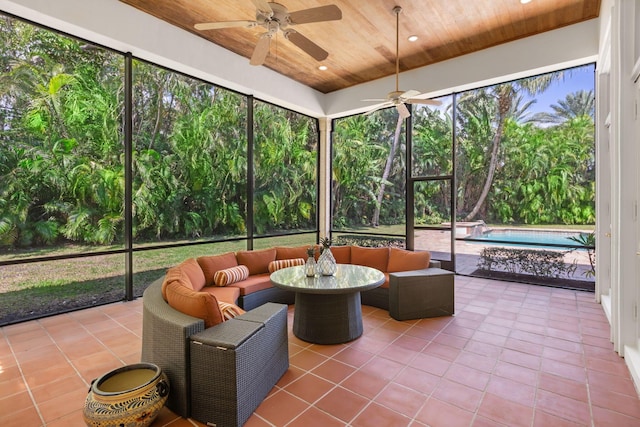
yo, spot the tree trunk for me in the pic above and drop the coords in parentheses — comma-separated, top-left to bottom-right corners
(463, 91, 511, 221)
(372, 114, 403, 226)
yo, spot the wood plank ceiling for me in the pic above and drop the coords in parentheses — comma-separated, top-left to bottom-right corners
(119, 0, 601, 94)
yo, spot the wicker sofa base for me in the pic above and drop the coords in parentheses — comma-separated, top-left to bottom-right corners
(189, 303, 288, 427)
(238, 286, 295, 311)
(388, 268, 455, 320)
(141, 280, 289, 424)
(143, 246, 454, 425)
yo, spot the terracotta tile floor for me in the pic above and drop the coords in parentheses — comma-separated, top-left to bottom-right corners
(2, 275, 640, 427)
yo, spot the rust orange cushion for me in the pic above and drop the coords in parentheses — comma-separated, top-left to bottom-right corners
(350, 246, 389, 272)
(164, 281, 224, 328)
(213, 265, 250, 287)
(330, 246, 351, 264)
(178, 258, 206, 291)
(268, 258, 305, 273)
(197, 252, 239, 287)
(387, 248, 431, 273)
(161, 266, 185, 301)
(236, 248, 277, 275)
(227, 274, 273, 296)
(275, 245, 310, 260)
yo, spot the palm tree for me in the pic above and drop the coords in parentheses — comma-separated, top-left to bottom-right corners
(529, 90, 595, 124)
(372, 112, 403, 227)
(458, 72, 564, 221)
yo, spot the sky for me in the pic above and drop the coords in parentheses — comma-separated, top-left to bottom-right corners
(418, 63, 596, 119)
(520, 63, 596, 116)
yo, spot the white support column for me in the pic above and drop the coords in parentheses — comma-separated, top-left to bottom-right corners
(600, 3, 640, 396)
(594, 0, 640, 394)
(628, 75, 640, 392)
(596, 19, 612, 311)
(607, 0, 623, 351)
(613, 0, 639, 358)
(318, 117, 332, 239)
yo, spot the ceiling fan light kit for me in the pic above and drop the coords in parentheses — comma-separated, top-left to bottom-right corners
(194, 1, 342, 66)
(362, 6, 441, 119)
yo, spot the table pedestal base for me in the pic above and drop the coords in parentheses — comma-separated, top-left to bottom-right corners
(293, 292, 363, 344)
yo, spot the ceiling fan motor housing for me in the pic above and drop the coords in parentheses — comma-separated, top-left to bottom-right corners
(256, 2, 291, 30)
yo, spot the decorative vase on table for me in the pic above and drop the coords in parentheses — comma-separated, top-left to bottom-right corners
(305, 246, 317, 277)
(317, 237, 337, 276)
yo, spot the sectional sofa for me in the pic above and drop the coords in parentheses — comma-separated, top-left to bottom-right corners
(141, 244, 451, 426)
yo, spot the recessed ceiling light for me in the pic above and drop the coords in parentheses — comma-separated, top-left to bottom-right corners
(318, 65, 328, 71)
(408, 35, 418, 42)
(520, 0, 532, 4)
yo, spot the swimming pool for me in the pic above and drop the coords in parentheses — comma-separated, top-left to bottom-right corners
(463, 229, 590, 250)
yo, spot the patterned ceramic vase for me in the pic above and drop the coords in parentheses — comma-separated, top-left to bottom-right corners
(83, 363, 169, 427)
(317, 246, 337, 276)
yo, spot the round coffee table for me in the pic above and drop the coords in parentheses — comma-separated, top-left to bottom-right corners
(270, 264, 385, 344)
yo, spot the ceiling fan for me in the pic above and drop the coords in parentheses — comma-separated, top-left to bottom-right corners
(194, 0, 342, 66)
(363, 6, 441, 119)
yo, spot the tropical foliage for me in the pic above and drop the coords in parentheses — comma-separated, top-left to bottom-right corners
(332, 110, 406, 229)
(0, 16, 125, 247)
(332, 69, 595, 230)
(0, 15, 317, 251)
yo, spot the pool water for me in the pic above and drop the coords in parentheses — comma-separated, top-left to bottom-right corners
(464, 229, 588, 250)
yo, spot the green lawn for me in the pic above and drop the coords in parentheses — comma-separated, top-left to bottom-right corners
(0, 236, 313, 324)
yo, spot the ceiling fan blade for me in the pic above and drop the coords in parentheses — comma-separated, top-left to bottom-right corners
(362, 98, 388, 102)
(251, 0, 274, 16)
(364, 102, 393, 116)
(288, 5, 342, 25)
(194, 20, 257, 31)
(396, 103, 411, 119)
(406, 98, 443, 106)
(250, 34, 271, 65)
(284, 30, 328, 61)
(401, 90, 420, 98)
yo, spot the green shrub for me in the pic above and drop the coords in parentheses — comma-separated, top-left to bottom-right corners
(333, 235, 405, 248)
(477, 247, 577, 278)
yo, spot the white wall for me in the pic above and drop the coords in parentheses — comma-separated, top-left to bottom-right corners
(0, 0, 599, 119)
(598, 0, 640, 393)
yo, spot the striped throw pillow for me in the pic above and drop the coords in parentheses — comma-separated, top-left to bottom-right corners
(212, 265, 249, 287)
(218, 301, 246, 321)
(268, 258, 305, 273)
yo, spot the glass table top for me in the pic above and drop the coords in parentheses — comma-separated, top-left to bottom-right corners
(270, 264, 385, 294)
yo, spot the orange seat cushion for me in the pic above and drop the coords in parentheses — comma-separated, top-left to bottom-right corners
(350, 246, 389, 272)
(201, 285, 241, 304)
(387, 248, 431, 272)
(164, 281, 224, 328)
(177, 258, 206, 291)
(236, 248, 277, 275)
(197, 252, 239, 287)
(275, 245, 310, 260)
(228, 273, 273, 296)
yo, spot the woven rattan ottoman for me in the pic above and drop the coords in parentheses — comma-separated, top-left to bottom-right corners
(388, 268, 455, 321)
(189, 303, 288, 427)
